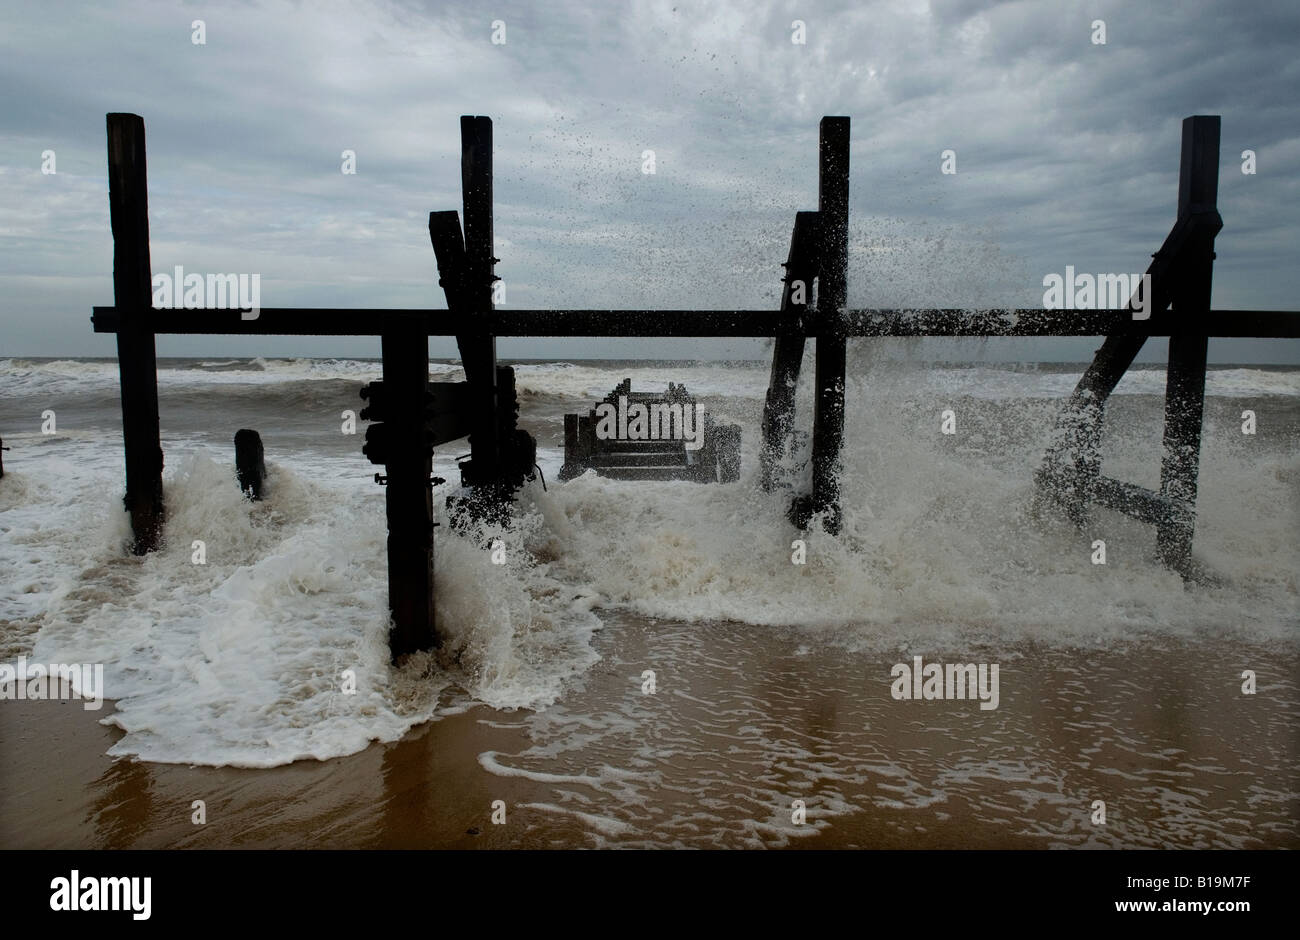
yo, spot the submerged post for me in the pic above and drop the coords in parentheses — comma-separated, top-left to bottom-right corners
(107, 113, 164, 554)
(1157, 116, 1219, 570)
(808, 116, 850, 533)
(234, 429, 266, 500)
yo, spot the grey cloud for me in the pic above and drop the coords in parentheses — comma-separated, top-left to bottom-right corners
(0, 0, 1296, 363)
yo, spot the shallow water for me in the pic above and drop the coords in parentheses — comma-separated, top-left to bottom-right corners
(3, 616, 1293, 849)
(478, 617, 1300, 848)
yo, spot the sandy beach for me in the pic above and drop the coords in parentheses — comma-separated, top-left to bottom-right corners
(4, 614, 1296, 850)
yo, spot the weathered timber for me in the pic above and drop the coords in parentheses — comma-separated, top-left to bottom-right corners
(0, 436, 8, 478)
(90, 306, 1300, 338)
(803, 116, 849, 533)
(1156, 116, 1219, 570)
(233, 429, 266, 500)
(380, 328, 436, 658)
(1036, 212, 1224, 520)
(107, 113, 165, 554)
(1035, 115, 1222, 576)
(428, 210, 467, 309)
(760, 210, 820, 491)
(1091, 476, 1182, 527)
(1036, 120, 1222, 519)
(559, 379, 739, 483)
(428, 382, 473, 446)
(457, 115, 502, 490)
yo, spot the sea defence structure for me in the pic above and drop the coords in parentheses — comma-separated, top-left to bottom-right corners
(91, 112, 1300, 659)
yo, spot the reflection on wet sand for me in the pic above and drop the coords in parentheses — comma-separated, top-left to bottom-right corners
(2, 619, 1296, 849)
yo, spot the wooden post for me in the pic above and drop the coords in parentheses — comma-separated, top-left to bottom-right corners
(382, 328, 436, 658)
(458, 115, 501, 490)
(760, 210, 819, 491)
(809, 117, 849, 533)
(234, 429, 266, 500)
(1035, 208, 1218, 523)
(0, 436, 7, 479)
(107, 113, 164, 554)
(1157, 116, 1219, 570)
(1035, 116, 1223, 540)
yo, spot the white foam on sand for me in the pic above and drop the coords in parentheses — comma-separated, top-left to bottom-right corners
(11, 449, 601, 767)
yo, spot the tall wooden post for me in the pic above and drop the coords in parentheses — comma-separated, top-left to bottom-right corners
(107, 113, 164, 554)
(810, 117, 849, 533)
(1035, 115, 1222, 553)
(1157, 116, 1219, 569)
(382, 329, 436, 658)
(458, 115, 501, 489)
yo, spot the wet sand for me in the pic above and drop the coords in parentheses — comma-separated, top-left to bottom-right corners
(3, 616, 1296, 849)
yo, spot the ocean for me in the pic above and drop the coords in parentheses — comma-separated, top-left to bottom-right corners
(1, 353, 1297, 848)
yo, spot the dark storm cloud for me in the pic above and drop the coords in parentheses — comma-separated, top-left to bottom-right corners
(0, 0, 1296, 362)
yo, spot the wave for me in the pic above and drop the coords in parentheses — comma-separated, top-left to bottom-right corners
(5, 357, 1297, 406)
(4, 355, 1297, 767)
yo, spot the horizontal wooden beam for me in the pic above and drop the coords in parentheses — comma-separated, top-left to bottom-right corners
(1091, 475, 1188, 527)
(91, 306, 1300, 338)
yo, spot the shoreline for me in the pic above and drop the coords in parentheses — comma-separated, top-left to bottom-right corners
(4, 622, 1296, 850)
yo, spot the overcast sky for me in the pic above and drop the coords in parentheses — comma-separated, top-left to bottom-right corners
(2, 0, 1297, 362)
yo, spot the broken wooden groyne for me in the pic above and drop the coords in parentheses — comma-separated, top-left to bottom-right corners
(91, 111, 1300, 659)
(559, 379, 741, 483)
